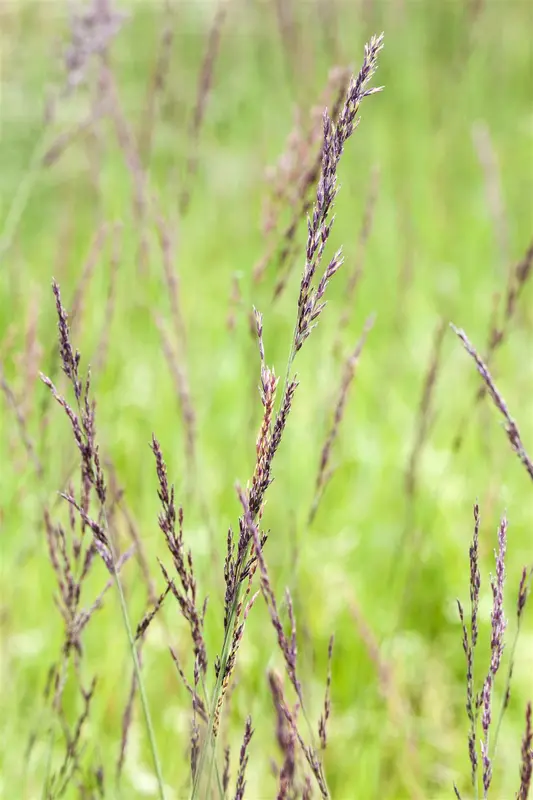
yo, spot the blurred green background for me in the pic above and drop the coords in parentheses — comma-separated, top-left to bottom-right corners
(1, 0, 532, 797)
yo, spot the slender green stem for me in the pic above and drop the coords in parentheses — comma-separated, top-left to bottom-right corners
(198, 673, 224, 798)
(281, 324, 298, 406)
(113, 566, 166, 799)
(492, 623, 522, 761)
(301, 702, 330, 796)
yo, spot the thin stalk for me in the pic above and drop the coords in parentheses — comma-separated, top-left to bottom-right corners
(281, 322, 299, 404)
(491, 635, 517, 759)
(198, 673, 224, 797)
(112, 564, 166, 799)
(299, 701, 330, 796)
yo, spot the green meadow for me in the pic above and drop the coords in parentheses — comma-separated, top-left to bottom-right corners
(1, 1, 532, 797)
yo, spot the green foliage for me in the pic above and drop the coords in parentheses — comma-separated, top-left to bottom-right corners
(1, 1, 532, 797)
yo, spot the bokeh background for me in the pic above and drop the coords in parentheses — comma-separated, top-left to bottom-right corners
(1, 0, 533, 797)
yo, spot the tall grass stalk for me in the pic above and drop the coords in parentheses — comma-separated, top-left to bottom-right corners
(42, 279, 167, 798)
(193, 32, 384, 798)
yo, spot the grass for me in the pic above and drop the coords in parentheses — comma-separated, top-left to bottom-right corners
(1, 0, 533, 797)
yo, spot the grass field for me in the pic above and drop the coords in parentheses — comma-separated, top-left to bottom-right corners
(1, 1, 533, 798)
